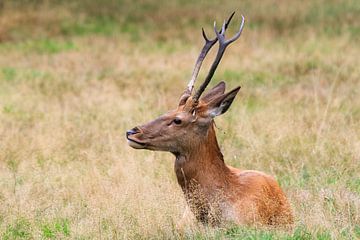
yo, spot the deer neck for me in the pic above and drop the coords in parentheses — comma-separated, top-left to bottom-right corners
(174, 123, 229, 192)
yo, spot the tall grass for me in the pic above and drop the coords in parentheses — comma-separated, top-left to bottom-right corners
(0, 1, 359, 239)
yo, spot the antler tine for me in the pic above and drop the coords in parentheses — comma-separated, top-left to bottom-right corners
(185, 12, 235, 95)
(192, 15, 245, 103)
(220, 14, 245, 45)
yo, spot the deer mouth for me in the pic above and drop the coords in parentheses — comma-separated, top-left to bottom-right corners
(126, 127, 147, 149)
(127, 137, 146, 149)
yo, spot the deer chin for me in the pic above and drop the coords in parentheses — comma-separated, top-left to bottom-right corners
(127, 138, 146, 149)
(126, 134, 147, 149)
(127, 137, 172, 152)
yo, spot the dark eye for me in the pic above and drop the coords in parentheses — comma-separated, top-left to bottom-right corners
(173, 118, 182, 125)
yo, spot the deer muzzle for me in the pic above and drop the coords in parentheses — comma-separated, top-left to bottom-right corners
(126, 127, 146, 149)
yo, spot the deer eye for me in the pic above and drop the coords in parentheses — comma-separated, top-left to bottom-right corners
(173, 118, 182, 125)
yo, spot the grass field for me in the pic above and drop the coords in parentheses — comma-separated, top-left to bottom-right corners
(0, 0, 359, 239)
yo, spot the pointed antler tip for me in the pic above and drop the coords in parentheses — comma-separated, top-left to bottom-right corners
(202, 27, 209, 41)
(239, 15, 245, 31)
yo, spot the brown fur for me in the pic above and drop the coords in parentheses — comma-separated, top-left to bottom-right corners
(127, 87, 293, 226)
(174, 123, 293, 226)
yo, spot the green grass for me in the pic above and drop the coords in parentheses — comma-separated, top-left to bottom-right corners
(3, 219, 32, 240)
(0, 39, 76, 54)
(1, 67, 17, 82)
(41, 219, 70, 239)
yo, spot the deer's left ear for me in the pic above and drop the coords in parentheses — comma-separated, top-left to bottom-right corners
(200, 81, 226, 103)
(206, 86, 241, 118)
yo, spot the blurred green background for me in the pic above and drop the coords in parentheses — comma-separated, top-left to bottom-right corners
(1, 0, 359, 44)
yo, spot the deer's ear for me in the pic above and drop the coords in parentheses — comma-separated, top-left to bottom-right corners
(200, 81, 226, 103)
(206, 86, 240, 118)
(178, 91, 191, 106)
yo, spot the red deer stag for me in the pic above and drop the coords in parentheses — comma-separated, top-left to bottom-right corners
(126, 12, 293, 226)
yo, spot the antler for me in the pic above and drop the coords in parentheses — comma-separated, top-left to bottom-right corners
(192, 15, 245, 103)
(185, 12, 236, 95)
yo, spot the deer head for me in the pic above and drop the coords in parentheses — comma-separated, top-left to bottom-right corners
(126, 12, 245, 156)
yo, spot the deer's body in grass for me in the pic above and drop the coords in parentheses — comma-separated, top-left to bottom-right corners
(126, 13, 293, 226)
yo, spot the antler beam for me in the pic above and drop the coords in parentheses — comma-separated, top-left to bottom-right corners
(185, 12, 235, 95)
(192, 15, 245, 103)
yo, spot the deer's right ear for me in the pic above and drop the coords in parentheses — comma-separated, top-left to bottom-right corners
(206, 86, 240, 118)
(178, 91, 191, 106)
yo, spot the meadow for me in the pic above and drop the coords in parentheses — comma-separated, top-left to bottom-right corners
(0, 0, 359, 239)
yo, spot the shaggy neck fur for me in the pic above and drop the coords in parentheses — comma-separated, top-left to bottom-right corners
(174, 122, 230, 195)
(174, 122, 232, 224)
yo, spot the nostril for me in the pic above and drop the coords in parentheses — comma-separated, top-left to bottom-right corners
(126, 127, 140, 137)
